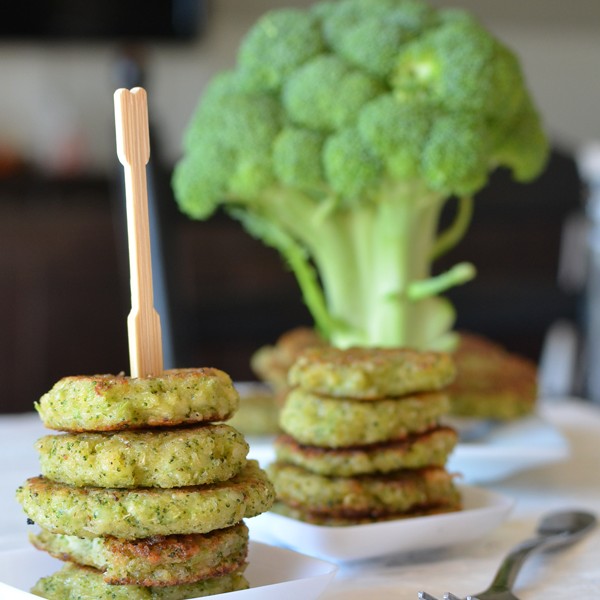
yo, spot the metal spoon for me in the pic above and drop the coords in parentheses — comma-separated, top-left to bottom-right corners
(419, 509, 597, 600)
(481, 510, 597, 595)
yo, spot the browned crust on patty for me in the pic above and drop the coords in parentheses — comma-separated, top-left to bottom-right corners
(273, 426, 458, 475)
(267, 463, 460, 519)
(31, 524, 249, 586)
(35, 367, 239, 432)
(71, 368, 226, 393)
(271, 499, 462, 525)
(276, 426, 457, 455)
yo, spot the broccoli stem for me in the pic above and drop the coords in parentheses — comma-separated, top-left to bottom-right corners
(237, 183, 468, 349)
(228, 207, 343, 340)
(430, 196, 474, 260)
(346, 182, 445, 347)
(340, 190, 476, 348)
(408, 262, 476, 300)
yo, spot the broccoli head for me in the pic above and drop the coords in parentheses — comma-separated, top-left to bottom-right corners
(173, 0, 549, 350)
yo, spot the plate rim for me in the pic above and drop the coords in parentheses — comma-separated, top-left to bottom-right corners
(0, 540, 339, 599)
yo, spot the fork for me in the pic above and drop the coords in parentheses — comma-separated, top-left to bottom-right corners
(417, 509, 596, 600)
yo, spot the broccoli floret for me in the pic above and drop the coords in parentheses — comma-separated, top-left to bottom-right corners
(321, 0, 437, 77)
(173, 147, 229, 220)
(283, 55, 382, 131)
(173, 0, 549, 350)
(273, 127, 326, 195)
(323, 128, 383, 203)
(237, 9, 324, 92)
(392, 15, 516, 117)
(179, 79, 282, 210)
(494, 96, 549, 182)
(422, 113, 491, 196)
(358, 94, 431, 179)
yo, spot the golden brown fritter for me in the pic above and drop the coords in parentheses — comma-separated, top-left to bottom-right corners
(267, 463, 460, 520)
(447, 332, 538, 420)
(274, 427, 458, 477)
(288, 345, 456, 399)
(227, 382, 281, 436)
(271, 500, 461, 526)
(36, 424, 249, 488)
(250, 327, 325, 394)
(280, 388, 450, 447)
(30, 562, 248, 599)
(36, 368, 239, 432)
(17, 460, 275, 539)
(31, 523, 249, 586)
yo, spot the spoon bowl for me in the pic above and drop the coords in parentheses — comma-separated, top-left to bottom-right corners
(536, 510, 597, 549)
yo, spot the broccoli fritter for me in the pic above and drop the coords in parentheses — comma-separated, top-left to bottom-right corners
(250, 326, 325, 393)
(36, 424, 249, 488)
(17, 460, 274, 539)
(288, 346, 455, 399)
(227, 382, 281, 436)
(31, 562, 248, 599)
(271, 500, 460, 526)
(274, 426, 458, 477)
(267, 463, 460, 519)
(36, 368, 239, 432)
(447, 331, 538, 420)
(280, 388, 449, 447)
(31, 523, 248, 587)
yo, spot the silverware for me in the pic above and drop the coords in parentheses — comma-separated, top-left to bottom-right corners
(418, 509, 596, 600)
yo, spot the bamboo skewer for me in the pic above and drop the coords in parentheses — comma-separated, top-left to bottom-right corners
(114, 87, 163, 378)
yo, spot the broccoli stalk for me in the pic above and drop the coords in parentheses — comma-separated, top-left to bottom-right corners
(233, 182, 474, 349)
(173, 0, 549, 351)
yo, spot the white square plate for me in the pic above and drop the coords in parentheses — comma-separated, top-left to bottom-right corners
(248, 485, 514, 562)
(0, 541, 338, 600)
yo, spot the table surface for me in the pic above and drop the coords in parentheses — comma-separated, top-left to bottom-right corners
(1, 399, 599, 599)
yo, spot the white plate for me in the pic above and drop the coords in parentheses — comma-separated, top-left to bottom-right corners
(447, 413, 569, 483)
(248, 484, 513, 562)
(0, 541, 338, 600)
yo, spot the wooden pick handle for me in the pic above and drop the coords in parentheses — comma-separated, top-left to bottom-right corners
(114, 87, 163, 378)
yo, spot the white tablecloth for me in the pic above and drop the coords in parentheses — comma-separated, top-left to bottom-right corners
(1, 399, 599, 599)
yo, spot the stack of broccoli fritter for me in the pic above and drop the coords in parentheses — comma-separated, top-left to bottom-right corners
(250, 327, 326, 405)
(268, 347, 461, 525)
(17, 368, 275, 599)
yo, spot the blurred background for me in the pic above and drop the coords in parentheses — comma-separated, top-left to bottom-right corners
(1, 0, 599, 412)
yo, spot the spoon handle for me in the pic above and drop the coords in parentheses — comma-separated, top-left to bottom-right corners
(486, 535, 556, 592)
(484, 513, 596, 594)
